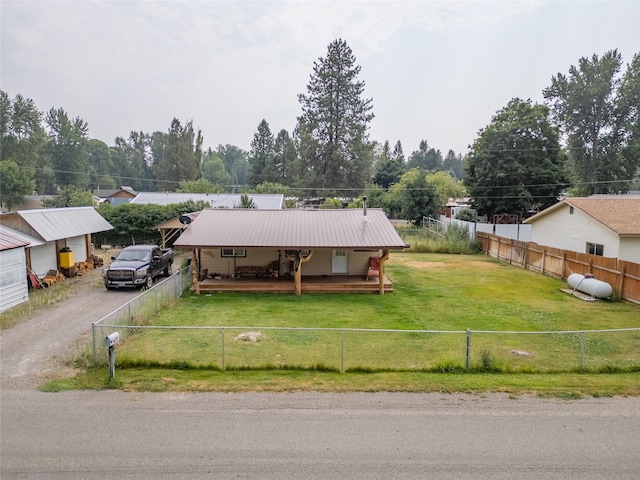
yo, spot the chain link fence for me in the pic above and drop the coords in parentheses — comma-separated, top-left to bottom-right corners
(92, 322, 640, 373)
(92, 265, 192, 362)
(92, 265, 639, 373)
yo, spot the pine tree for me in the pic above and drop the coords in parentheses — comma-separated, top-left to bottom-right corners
(295, 38, 374, 196)
(248, 119, 275, 186)
(273, 129, 296, 185)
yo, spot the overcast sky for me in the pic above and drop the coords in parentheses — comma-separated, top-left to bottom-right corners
(2, 1, 639, 157)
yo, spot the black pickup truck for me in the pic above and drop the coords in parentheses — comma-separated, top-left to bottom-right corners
(103, 245, 173, 290)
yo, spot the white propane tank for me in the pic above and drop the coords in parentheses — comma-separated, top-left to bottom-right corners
(567, 273, 613, 299)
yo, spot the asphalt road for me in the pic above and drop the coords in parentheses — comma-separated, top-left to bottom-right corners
(2, 390, 639, 479)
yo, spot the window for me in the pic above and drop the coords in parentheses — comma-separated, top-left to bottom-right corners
(221, 248, 246, 257)
(569, 206, 574, 214)
(586, 243, 604, 256)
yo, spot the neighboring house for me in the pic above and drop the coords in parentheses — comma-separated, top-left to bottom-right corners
(0, 225, 35, 313)
(174, 208, 406, 295)
(130, 192, 286, 209)
(523, 196, 640, 263)
(441, 198, 471, 219)
(92, 186, 137, 206)
(0, 207, 114, 277)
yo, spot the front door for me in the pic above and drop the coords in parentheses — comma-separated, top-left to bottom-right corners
(332, 249, 348, 274)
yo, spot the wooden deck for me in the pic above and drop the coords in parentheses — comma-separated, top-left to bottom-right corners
(194, 275, 393, 294)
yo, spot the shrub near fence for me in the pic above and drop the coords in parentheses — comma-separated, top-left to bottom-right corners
(477, 232, 640, 304)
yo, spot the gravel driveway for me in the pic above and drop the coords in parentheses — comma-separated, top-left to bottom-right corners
(0, 266, 143, 390)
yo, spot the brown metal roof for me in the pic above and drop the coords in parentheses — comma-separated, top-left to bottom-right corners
(0, 226, 31, 251)
(174, 208, 407, 249)
(524, 197, 640, 235)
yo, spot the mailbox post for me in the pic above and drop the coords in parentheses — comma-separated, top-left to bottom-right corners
(103, 332, 120, 381)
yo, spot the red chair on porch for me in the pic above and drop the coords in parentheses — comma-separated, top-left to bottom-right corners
(367, 256, 380, 280)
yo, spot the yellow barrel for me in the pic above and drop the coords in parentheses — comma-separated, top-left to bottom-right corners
(59, 250, 74, 269)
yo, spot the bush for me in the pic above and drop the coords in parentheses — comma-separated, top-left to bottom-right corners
(455, 208, 477, 222)
(398, 225, 481, 254)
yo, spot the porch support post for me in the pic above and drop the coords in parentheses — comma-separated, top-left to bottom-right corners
(287, 250, 313, 296)
(378, 249, 390, 295)
(294, 263, 302, 295)
(192, 249, 199, 293)
(297, 251, 314, 295)
(85, 234, 92, 258)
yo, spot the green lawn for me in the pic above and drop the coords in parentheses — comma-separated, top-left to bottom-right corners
(78, 253, 639, 385)
(47, 252, 640, 396)
(156, 253, 638, 331)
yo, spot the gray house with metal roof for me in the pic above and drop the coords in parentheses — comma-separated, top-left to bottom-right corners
(130, 192, 285, 209)
(0, 207, 113, 277)
(174, 208, 406, 295)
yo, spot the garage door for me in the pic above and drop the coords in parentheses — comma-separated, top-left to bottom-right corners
(66, 235, 87, 262)
(30, 242, 57, 277)
(0, 247, 28, 313)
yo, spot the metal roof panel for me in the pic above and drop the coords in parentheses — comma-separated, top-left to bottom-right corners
(174, 208, 406, 249)
(16, 207, 113, 241)
(0, 224, 44, 250)
(130, 192, 285, 209)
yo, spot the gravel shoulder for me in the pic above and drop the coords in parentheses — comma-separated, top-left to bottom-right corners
(0, 266, 142, 390)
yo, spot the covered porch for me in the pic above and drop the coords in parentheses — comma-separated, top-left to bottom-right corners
(193, 274, 393, 294)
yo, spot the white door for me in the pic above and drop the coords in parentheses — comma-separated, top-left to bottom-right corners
(332, 249, 348, 274)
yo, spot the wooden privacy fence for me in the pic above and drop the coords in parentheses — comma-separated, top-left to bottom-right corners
(477, 232, 640, 304)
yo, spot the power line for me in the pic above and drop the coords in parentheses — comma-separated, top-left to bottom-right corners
(23, 166, 637, 195)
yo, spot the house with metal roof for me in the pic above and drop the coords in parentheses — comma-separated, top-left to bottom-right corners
(130, 192, 285, 209)
(0, 207, 113, 277)
(523, 196, 640, 263)
(174, 207, 406, 295)
(92, 186, 137, 206)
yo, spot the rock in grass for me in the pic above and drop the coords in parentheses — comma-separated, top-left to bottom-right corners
(511, 350, 533, 357)
(235, 331, 265, 342)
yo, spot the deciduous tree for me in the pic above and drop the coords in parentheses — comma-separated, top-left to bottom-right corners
(0, 159, 35, 211)
(153, 118, 202, 188)
(201, 148, 231, 187)
(177, 177, 219, 193)
(426, 171, 466, 209)
(388, 168, 439, 225)
(465, 98, 568, 220)
(543, 50, 639, 194)
(0, 92, 46, 171)
(45, 107, 90, 189)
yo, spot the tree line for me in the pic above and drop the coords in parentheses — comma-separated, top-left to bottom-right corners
(2, 39, 639, 225)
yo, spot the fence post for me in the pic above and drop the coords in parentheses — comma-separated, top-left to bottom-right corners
(341, 329, 345, 373)
(221, 327, 225, 371)
(92, 323, 97, 365)
(580, 331, 585, 370)
(466, 329, 471, 370)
